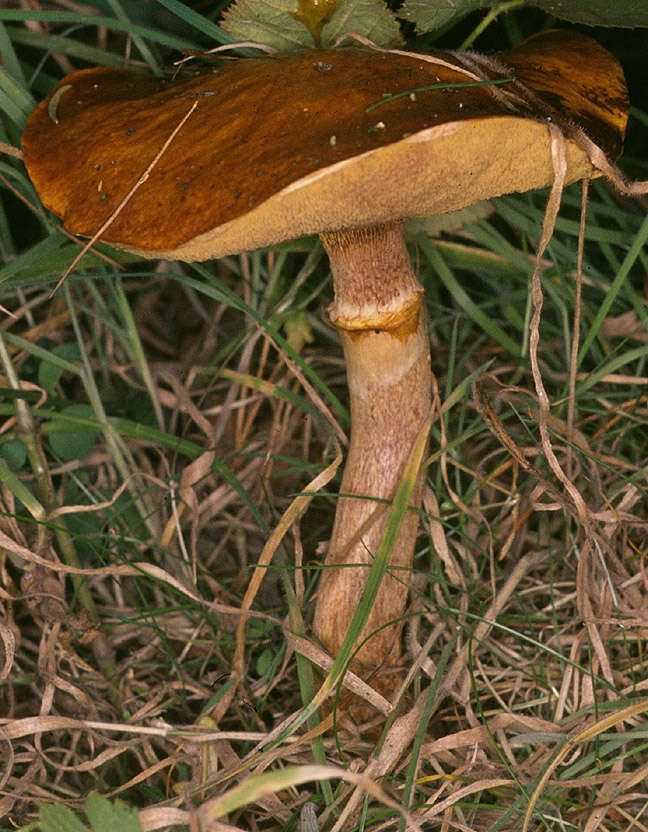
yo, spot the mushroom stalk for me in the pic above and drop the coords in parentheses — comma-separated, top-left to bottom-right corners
(313, 223, 432, 684)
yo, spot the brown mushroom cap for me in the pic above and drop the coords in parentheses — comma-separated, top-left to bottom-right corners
(498, 29, 628, 156)
(22, 31, 628, 260)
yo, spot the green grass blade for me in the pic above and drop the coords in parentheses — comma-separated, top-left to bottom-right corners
(420, 238, 523, 358)
(577, 211, 648, 366)
(276, 412, 431, 741)
(0, 22, 26, 87)
(104, 0, 163, 75)
(0, 66, 35, 128)
(154, 0, 234, 45)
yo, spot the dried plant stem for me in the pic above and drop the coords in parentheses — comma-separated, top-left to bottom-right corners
(313, 224, 432, 681)
(566, 178, 588, 479)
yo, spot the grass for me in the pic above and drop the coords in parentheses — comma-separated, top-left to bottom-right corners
(1, 2, 648, 831)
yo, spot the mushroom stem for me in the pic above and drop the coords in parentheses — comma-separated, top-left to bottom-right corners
(313, 223, 432, 684)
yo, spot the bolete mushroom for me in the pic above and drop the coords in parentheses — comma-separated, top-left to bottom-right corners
(21, 30, 629, 696)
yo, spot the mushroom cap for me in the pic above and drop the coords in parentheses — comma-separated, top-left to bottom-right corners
(21, 30, 628, 261)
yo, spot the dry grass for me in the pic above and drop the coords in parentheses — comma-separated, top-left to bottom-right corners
(1, 4, 648, 831)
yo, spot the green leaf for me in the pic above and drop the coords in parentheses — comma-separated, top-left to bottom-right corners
(38, 343, 81, 395)
(221, 0, 402, 50)
(530, 0, 648, 25)
(0, 438, 27, 471)
(399, 0, 648, 32)
(256, 646, 275, 676)
(38, 795, 142, 832)
(398, 0, 487, 32)
(39, 804, 88, 832)
(47, 403, 101, 462)
(221, 0, 316, 50)
(321, 0, 403, 47)
(85, 792, 143, 832)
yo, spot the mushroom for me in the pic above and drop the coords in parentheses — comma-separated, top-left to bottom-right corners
(21, 30, 628, 697)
